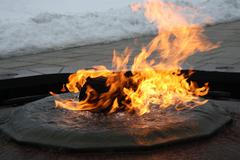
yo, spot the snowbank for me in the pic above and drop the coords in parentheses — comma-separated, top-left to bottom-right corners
(0, 0, 240, 58)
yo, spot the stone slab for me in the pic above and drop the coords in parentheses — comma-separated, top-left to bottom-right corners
(0, 94, 231, 150)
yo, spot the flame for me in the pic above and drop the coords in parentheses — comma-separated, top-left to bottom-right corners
(130, 3, 142, 12)
(52, 0, 219, 115)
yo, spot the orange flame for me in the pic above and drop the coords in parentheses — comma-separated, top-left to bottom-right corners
(52, 0, 219, 115)
(130, 3, 142, 12)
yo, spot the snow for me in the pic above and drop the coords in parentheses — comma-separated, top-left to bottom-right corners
(0, 0, 240, 58)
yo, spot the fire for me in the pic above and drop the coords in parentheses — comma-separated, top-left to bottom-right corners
(52, 0, 219, 115)
(130, 3, 141, 12)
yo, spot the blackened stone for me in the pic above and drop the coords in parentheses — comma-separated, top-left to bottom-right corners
(79, 76, 108, 101)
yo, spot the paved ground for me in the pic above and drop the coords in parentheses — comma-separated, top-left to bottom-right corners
(0, 21, 240, 80)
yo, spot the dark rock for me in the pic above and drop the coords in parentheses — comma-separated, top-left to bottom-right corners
(0, 94, 231, 150)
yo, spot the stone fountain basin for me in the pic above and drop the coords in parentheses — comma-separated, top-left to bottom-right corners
(0, 94, 231, 150)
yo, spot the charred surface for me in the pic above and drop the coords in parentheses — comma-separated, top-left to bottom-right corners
(78, 71, 136, 113)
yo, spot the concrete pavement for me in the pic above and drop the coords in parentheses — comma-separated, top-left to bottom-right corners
(0, 21, 239, 79)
